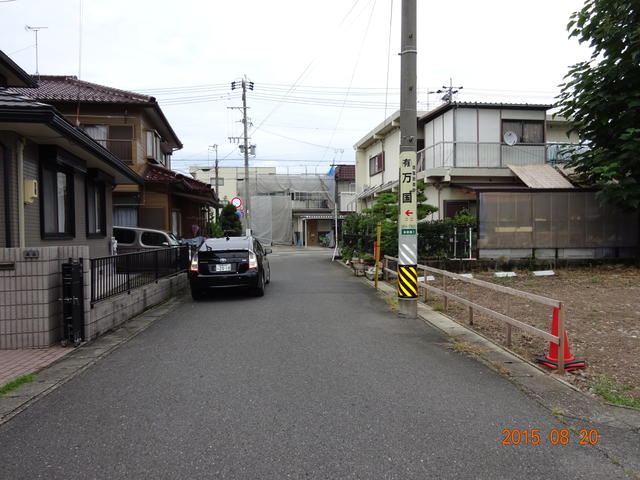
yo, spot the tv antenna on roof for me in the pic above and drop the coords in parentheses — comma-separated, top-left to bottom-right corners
(25, 25, 47, 78)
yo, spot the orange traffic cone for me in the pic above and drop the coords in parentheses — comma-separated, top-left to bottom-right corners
(536, 307, 586, 371)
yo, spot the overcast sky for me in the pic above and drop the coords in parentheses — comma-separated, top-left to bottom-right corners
(1, 0, 588, 174)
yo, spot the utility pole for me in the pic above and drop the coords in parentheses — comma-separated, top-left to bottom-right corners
(25, 25, 47, 79)
(231, 77, 254, 235)
(437, 78, 463, 103)
(397, 0, 418, 318)
(209, 144, 219, 221)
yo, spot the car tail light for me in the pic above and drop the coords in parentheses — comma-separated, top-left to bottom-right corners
(248, 252, 258, 270)
(190, 254, 199, 272)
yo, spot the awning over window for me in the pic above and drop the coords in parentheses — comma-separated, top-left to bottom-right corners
(507, 164, 575, 189)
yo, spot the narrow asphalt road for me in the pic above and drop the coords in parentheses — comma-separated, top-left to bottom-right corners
(0, 250, 630, 479)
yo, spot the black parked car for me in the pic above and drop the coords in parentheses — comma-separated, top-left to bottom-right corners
(189, 236, 271, 300)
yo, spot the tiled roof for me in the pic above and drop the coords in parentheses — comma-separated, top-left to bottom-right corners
(8, 75, 153, 104)
(8, 75, 183, 149)
(335, 164, 355, 180)
(143, 164, 214, 195)
(0, 90, 50, 108)
(0, 91, 141, 184)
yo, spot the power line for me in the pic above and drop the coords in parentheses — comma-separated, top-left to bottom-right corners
(172, 157, 354, 164)
(133, 80, 559, 97)
(384, 0, 394, 121)
(258, 128, 344, 150)
(248, 0, 368, 138)
(8, 44, 35, 56)
(323, 0, 378, 162)
(150, 87, 554, 108)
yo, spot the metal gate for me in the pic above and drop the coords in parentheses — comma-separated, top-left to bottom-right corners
(61, 260, 84, 346)
(448, 226, 476, 259)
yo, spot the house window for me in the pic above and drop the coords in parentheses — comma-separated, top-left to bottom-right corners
(146, 130, 155, 158)
(171, 210, 181, 236)
(81, 124, 108, 147)
(82, 124, 134, 160)
(107, 125, 134, 161)
(444, 200, 476, 219)
(369, 152, 385, 176)
(502, 120, 544, 144)
(41, 164, 74, 238)
(86, 180, 106, 236)
(210, 177, 224, 186)
(146, 130, 164, 163)
(114, 207, 138, 227)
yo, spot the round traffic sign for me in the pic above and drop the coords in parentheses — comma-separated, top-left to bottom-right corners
(231, 196, 243, 208)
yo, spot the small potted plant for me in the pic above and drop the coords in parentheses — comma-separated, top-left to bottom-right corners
(361, 253, 375, 266)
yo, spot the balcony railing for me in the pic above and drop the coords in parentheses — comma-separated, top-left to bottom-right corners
(417, 142, 583, 171)
(292, 199, 330, 210)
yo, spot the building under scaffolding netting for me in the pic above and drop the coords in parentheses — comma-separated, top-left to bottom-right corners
(245, 174, 336, 246)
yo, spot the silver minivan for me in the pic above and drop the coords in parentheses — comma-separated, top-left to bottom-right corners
(113, 226, 180, 254)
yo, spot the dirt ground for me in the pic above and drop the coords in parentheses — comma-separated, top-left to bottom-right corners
(413, 265, 640, 402)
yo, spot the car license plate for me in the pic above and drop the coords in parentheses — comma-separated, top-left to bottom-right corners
(216, 264, 232, 272)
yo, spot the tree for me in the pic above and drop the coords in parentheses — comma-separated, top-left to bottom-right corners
(556, 0, 640, 210)
(208, 221, 224, 238)
(218, 203, 242, 236)
(341, 181, 437, 258)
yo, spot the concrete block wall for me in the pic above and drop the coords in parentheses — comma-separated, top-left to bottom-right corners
(0, 246, 89, 349)
(87, 273, 187, 340)
(0, 244, 186, 349)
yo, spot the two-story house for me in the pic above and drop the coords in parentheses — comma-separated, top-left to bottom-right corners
(354, 102, 637, 259)
(9, 76, 217, 238)
(0, 51, 143, 348)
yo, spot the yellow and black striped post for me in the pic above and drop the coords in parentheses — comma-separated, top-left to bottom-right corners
(397, 265, 418, 298)
(397, 0, 418, 317)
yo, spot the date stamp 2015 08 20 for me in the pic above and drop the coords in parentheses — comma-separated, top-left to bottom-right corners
(501, 428, 599, 446)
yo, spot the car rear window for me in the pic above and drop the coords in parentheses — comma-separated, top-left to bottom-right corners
(114, 228, 135, 244)
(200, 237, 250, 251)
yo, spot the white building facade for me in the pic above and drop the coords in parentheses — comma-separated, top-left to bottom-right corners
(354, 103, 579, 218)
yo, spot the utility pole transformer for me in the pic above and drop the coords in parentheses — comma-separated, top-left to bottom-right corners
(397, 0, 418, 318)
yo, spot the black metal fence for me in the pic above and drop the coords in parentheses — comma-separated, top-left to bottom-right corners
(90, 246, 189, 304)
(342, 225, 477, 260)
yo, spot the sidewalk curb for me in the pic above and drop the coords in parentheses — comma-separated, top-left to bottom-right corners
(0, 295, 186, 426)
(335, 259, 640, 431)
